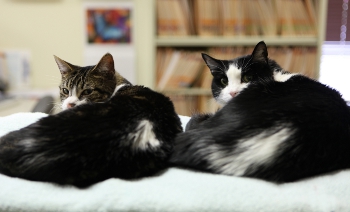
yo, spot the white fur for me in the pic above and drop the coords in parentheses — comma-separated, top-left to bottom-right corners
(19, 139, 35, 149)
(128, 120, 160, 150)
(61, 87, 87, 110)
(111, 84, 127, 98)
(218, 67, 298, 105)
(61, 83, 128, 110)
(61, 87, 77, 110)
(208, 126, 293, 176)
(217, 64, 248, 105)
(18, 138, 67, 168)
(273, 71, 298, 82)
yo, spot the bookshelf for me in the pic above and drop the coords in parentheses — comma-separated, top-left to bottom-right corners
(156, 36, 318, 46)
(135, 0, 328, 116)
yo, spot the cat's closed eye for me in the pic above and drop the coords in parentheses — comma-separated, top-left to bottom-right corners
(82, 89, 93, 96)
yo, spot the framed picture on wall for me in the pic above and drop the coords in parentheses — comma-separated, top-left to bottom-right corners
(82, 1, 136, 84)
(84, 1, 132, 45)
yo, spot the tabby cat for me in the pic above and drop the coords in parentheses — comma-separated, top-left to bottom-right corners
(0, 53, 182, 187)
(170, 41, 350, 183)
(54, 54, 130, 110)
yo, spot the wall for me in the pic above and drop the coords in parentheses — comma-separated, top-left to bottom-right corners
(0, 0, 83, 89)
(0, 0, 152, 90)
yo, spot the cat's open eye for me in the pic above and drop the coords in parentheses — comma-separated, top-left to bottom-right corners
(221, 78, 228, 86)
(242, 75, 252, 83)
(82, 89, 93, 95)
(62, 88, 69, 95)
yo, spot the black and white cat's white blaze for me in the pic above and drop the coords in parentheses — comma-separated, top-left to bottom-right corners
(202, 41, 296, 105)
(171, 41, 350, 183)
(54, 53, 130, 110)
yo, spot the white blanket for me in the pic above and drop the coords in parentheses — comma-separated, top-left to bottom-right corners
(0, 113, 350, 212)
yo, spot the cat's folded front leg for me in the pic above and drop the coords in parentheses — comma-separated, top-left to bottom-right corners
(185, 113, 213, 131)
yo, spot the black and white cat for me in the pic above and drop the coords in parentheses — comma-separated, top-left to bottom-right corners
(170, 41, 350, 183)
(54, 53, 130, 110)
(0, 54, 182, 187)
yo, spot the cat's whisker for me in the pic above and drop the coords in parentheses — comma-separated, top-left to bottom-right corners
(242, 56, 253, 70)
(47, 103, 57, 114)
(241, 57, 247, 69)
(51, 101, 62, 111)
(207, 64, 224, 72)
(49, 106, 60, 114)
(220, 60, 227, 71)
(242, 61, 258, 71)
(172, 41, 350, 184)
(44, 75, 61, 81)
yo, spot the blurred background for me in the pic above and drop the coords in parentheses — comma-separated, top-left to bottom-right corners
(0, 0, 348, 116)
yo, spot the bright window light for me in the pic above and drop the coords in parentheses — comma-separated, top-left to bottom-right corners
(319, 42, 350, 101)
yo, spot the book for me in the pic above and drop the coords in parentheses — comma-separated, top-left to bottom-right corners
(157, 50, 182, 89)
(157, 49, 204, 90)
(157, 0, 318, 37)
(157, 0, 190, 36)
(194, 0, 221, 36)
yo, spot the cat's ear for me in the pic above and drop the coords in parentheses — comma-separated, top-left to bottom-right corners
(92, 53, 115, 78)
(202, 53, 225, 73)
(251, 41, 268, 64)
(54, 55, 77, 75)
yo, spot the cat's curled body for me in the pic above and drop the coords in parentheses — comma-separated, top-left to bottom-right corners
(0, 54, 182, 187)
(170, 41, 350, 183)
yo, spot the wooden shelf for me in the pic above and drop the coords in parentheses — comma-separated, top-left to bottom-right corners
(135, 0, 328, 90)
(156, 36, 318, 47)
(132, 0, 329, 115)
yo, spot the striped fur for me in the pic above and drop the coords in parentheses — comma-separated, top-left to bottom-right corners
(0, 54, 182, 187)
(54, 53, 131, 110)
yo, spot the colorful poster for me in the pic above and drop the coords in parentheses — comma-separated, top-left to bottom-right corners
(86, 8, 131, 44)
(83, 2, 135, 84)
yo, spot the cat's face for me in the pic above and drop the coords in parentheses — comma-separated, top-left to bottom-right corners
(202, 41, 275, 105)
(54, 53, 118, 110)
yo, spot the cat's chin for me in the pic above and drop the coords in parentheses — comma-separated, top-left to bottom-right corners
(216, 97, 233, 106)
(216, 93, 241, 105)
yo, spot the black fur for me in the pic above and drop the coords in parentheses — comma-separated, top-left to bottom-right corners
(0, 85, 182, 187)
(170, 41, 350, 183)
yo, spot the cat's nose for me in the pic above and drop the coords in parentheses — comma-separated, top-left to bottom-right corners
(230, 92, 238, 97)
(67, 103, 76, 108)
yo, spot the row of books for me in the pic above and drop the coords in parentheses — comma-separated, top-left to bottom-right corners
(156, 46, 317, 90)
(156, 0, 318, 36)
(156, 48, 204, 90)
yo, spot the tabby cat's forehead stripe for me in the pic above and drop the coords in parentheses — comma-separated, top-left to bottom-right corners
(58, 58, 118, 111)
(64, 66, 95, 89)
